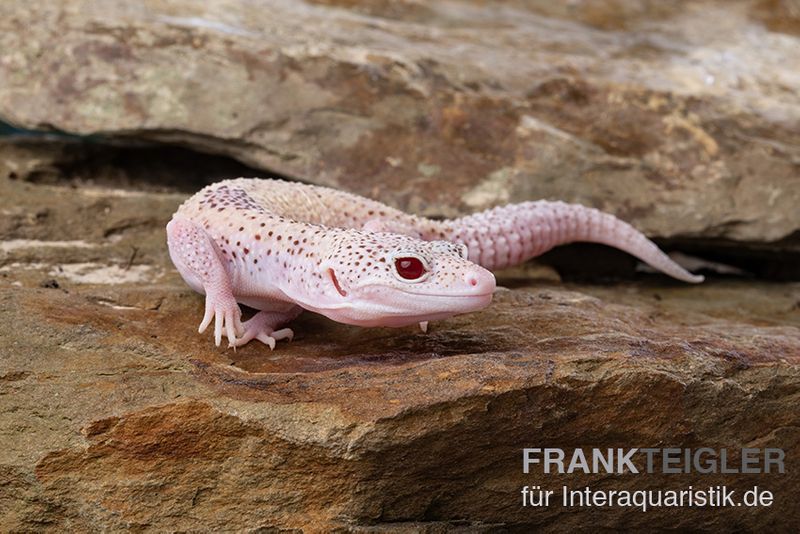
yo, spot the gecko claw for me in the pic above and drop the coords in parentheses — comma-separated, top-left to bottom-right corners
(271, 328, 294, 342)
(229, 311, 295, 349)
(199, 293, 243, 347)
(255, 333, 277, 350)
(233, 327, 294, 350)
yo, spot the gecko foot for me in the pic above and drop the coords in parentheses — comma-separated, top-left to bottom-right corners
(229, 309, 300, 349)
(199, 292, 244, 347)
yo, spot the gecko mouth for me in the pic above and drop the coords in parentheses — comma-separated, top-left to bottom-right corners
(352, 284, 494, 299)
(400, 291, 494, 298)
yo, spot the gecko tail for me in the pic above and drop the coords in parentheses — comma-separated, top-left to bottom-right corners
(447, 201, 704, 283)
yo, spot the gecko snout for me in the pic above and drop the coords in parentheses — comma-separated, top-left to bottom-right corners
(463, 266, 496, 295)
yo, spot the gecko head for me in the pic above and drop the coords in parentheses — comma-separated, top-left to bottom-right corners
(311, 232, 495, 327)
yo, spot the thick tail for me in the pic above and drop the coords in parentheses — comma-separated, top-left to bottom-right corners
(442, 201, 704, 283)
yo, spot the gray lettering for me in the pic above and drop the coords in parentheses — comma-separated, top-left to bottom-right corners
(544, 448, 565, 474)
(694, 447, 716, 474)
(567, 449, 590, 474)
(741, 448, 760, 474)
(592, 448, 615, 473)
(662, 448, 681, 473)
(522, 448, 541, 474)
(640, 448, 658, 473)
(764, 448, 785, 474)
(617, 448, 639, 474)
(720, 449, 738, 473)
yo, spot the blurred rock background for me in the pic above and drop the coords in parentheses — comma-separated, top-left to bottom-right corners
(0, 0, 798, 531)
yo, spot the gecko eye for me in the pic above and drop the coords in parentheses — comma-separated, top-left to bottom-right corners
(394, 256, 427, 281)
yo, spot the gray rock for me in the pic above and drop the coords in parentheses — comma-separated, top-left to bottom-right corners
(1, 0, 799, 241)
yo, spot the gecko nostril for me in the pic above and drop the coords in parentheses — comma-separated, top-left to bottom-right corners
(464, 267, 496, 294)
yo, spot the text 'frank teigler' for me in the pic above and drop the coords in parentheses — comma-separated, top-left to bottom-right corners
(522, 447, 785, 474)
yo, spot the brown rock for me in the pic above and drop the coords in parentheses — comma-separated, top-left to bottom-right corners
(1, 0, 799, 242)
(1, 170, 799, 530)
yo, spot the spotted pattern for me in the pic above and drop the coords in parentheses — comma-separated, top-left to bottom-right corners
(174, 179, 491, 313)
(172, 177, 700, 326)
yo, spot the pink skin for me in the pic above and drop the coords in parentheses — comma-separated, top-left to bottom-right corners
(167, 178, 702, 349)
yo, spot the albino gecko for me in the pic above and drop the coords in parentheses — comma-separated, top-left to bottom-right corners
(167, 178, 702, 348)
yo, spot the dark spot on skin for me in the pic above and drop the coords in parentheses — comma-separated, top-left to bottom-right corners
(255, 235, 261, 240)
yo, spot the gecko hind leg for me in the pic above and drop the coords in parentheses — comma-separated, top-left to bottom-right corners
(166, 216, 244, 347)
(231, 307, 303, 349)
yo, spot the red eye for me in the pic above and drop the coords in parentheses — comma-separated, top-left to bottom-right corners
(395, 257, 426, 280)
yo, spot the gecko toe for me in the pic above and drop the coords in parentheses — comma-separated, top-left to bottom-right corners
(199, 303, 214, 334)
(255, 333, 277, 350)
(214, 309, 224, 346)
(271, 328, 294, 342)
(225, 316, 238, 347)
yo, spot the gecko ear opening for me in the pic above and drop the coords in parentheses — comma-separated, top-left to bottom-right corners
(327, 268, 348, 297)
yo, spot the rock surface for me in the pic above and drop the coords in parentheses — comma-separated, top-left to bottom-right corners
(1, 171, 799, 531)
(1, 0, 800, 242)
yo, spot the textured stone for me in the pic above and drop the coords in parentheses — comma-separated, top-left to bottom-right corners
(1, 171, 799, 531)
(1, 0, 799, 242)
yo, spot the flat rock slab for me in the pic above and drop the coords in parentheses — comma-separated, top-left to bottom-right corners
(1, 0, 800, 242)
(1, 176, 799, 531)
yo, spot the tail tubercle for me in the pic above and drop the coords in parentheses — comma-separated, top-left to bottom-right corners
(445, 201, 704, 283)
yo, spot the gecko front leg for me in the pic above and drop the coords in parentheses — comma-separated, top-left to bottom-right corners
(167, 216, 244, 347)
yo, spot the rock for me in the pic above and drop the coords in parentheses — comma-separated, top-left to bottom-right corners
(1, 0, 799, 242)
(0, 136, 263, 192)
(1, 173, 799, 531)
